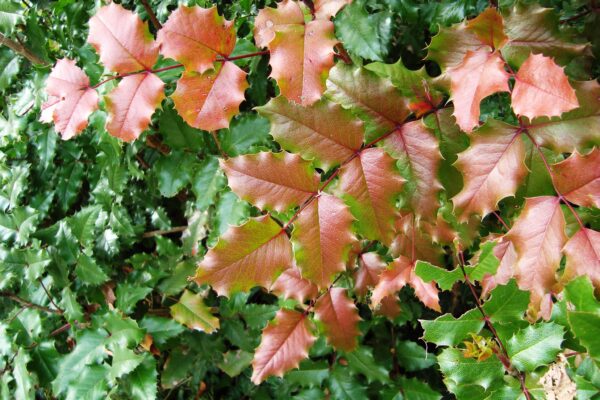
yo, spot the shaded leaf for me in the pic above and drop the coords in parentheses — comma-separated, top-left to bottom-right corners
(170, 290, 219, 333)
(314, 288, 360, 352)
(270, 267, 318, 303)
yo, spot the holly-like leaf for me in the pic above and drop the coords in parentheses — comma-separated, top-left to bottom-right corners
(421, 309, 484, 347)
(438, 348, 504, 394)
(158, 5, 236, 73)
(170, 289, 219, 333)
(314, 288, 360, 352)
(551, 149, 600, 208)
(427, 22, 488, 71)
(525, 80, 600, 153)
(452, 120, 526, 221)
(105, 73, 165, 142)
(564, 277, 600, 361)
(506, 323, 564, 372)
(329, 367, 368, 399)
(371, 256, 440, 311)
(382, 120, 442, 218)
(255, 1, 337, 105)
(336, 148, 404, 245)
(466, 8, 508, 50)
(448, 50, 509, 132)
(221, 152, 319, 213)
(257, 97, 364, 170)
(270, 267, 318, 303)
(42, 59, 99, 139)
(481, 280, 530, 323)
(511, 53, 578, 120)
(88, 3, 159, 74)
(481, 238, 518, 297)
(563, 228, 600, 289)
(251, 309, 316, 384)
(354, 252, 385, 297)
(415, 260, 463, 291)
(396, 341, 436, 372)
(194, 215, 292, 296)
(506, 196, 566, 316)
(171, 61, 248, 131)
(326, 63, 409, 140)
(502, 4, 590, 67)
(314, 0, 352, 20)
(293, 194, 355, 288)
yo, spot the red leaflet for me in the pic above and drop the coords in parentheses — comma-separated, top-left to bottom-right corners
(506, 196, 566, 317)
(171, 62, 248, 131)
(314, 288, 361, 352)
(512, 53, 579, 120)
(355, 252, 387, 297)
(42, 59, 98, 139)
(88, 3, 159, 74)
(452, 120, 526, 221)
(158, 5, 236, 73)
(563, 228, 600, 289)
(337, 148, 405, 246)
(448, 50, 509, 132)
(292, 194, 356, 288)
(194, 216, 292, 296)
(251, 309, 316, 384)
(551, 149, 600, 208)
(270, 267, 318, 303)
(105, 73, 165, 142)
(220, 152, 319, 213)
(314, 0, 352, 20)
(255, 0, 337, 105)
(481, 238, 518, 298)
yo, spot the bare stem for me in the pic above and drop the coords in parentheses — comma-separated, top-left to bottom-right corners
(142, 226, 187, 238)
(139, 0, 162, 30)
(38, 279, 63, 314)
(0, 291, 62, 315)
(0, 32, 46, 65)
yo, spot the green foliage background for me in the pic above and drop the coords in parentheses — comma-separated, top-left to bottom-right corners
(0, 0, 598, 399)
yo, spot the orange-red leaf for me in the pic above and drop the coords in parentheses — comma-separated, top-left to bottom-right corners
(355, 252, 386, 297)
(466, 8, 508, 50)
(391, 214, 445, 266)
(382, 121, 443, 219)
(255, 1, 337, 105)
(551, 149, 600, 208)
(270, 267, 318, 303)
(292, 194, 356, 288)
(88, 3, 159, 73)
(257, 97, 364, 169)
(371, 256, 440, 312)
(563, 228, 600, 289)
(314, 288, 360, 352)
(506, 196, 566, 312)
(314, 0, 352, 20)
(42, 59, 98, 140)
(171, 61, 248, 131)
(221, 152, 319, 213)
(251, 309, 316, 384)
(452, 120, 526, 221)
(158, 5, 236, 73)
(194, 215, 292, 296)
(105, 73, 165, 142)
(481, 238, 517, 297)
(511, 53, 579, 120)
(336, 148, 404, 245)
(448, 50, 509, 132)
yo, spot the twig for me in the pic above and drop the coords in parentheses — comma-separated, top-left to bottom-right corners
(210, 131, 228, 159)
(492, 211, 510, 231)
(38, 279, 63, 314)
(0, 291, 62, 314)
(142, 226, 187, 238)
(50, 323, 71, 337)
(140, 0, 162, 30)
(457, 251, 531, 400)
(0, 33, 46, 65)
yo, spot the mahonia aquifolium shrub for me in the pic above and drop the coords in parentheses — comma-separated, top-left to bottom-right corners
(0, 0, 599, 398)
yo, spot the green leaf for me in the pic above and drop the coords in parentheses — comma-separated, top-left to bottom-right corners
(397, 376, 442, 400)
(335, 0, 393, 62)
(396, 340, 436, 372)
(1, 247, 51, 280)
(154, 151, 195, 198)
(438, 348, 504, 394)
(482, 280, 529, 323)
(13, 349, 33, 400)
(564, 277, 600, 361)
(109, 347, 144, 382)
(506, 323, 564, 372)
(0, 1, 23, 35)
(75, 253, 109, 286)
(329, 367, 367, 400)
(286, 360, 329, 388)
(218, 350, 253, 378)
(140, 316, 184, 346)
(218, 113, 272, 156)
(64, 364, 109, 400)
(421, 309, 484, 347)
(192, 156, 226, 211)
(68, 205, 103, 247)
(115, 283, 152, 314)
(182, 210, 208, 256)
(415, 260, 463, 291)
(170, 290, 219, 333)
(56, 162, 84, 212)
(239, 304, 279, 330)
(157, 260, 195, 296)
(159, 104, 205, 151)
(127, 357, 157, 400)
(60, 287, 84, 322)
(0, 49, 20, 92)
(32, 130, 57, 171)
(0, 207, 38, 245)
(344, 346, 390, 383)
(102, 312, 144, 348)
